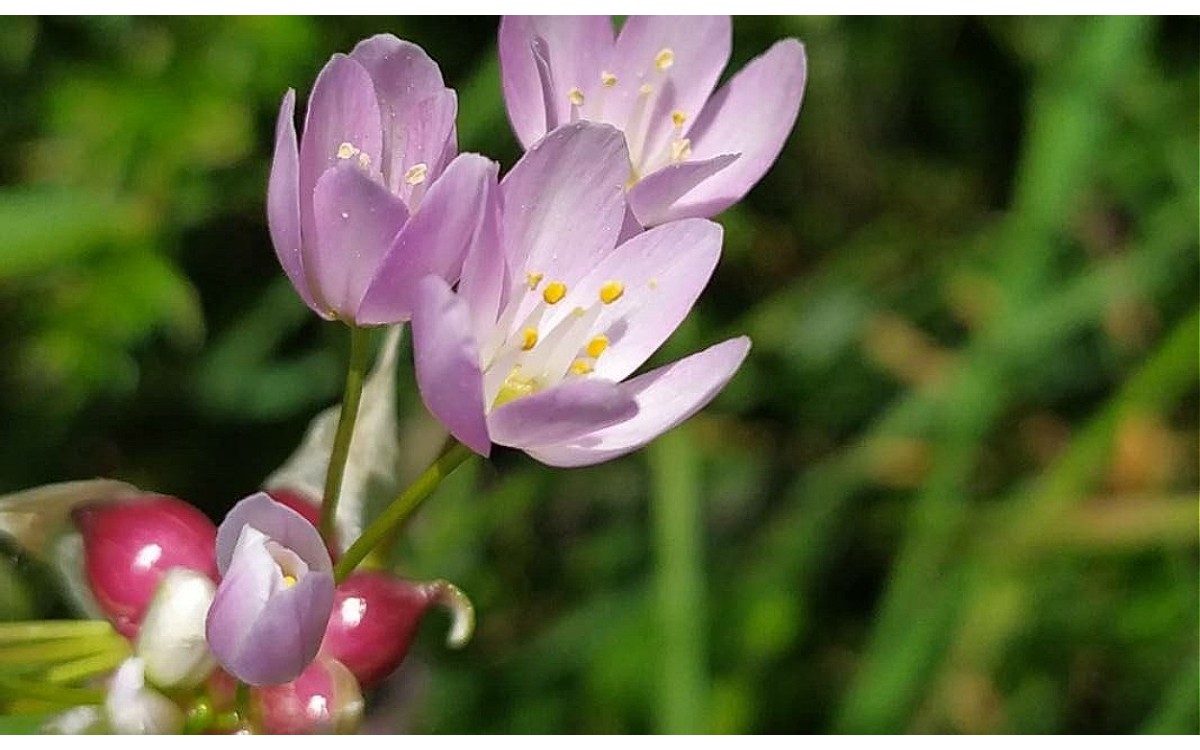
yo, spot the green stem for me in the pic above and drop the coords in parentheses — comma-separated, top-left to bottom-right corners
(0, 676, 104, 706)
(334, 440, 475, 583)
(0, 635, 121, 664)
(44, 647, 129, 684)
(0, 620, 115, 643)
(320, 325, 373, 540)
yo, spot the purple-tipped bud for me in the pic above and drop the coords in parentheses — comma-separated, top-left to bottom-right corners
(205, 493, 335, 686)
(253, 655, 363, 734)
(73, 494, 218, 638)
(319, 571, 474, 689)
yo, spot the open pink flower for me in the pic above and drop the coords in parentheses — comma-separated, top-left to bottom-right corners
(411, 122, 750, 467)
(268, 34, 497, 324)
(499, 16, 806, 228)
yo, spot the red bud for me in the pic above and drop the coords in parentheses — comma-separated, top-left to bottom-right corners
(253, 655, 363, 734)
(73, 494, 218, 638)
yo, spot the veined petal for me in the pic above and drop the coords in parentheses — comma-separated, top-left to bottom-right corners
(628, 153, 739, 226)
(215, 493, 331, 577)
(298, 54, 384, 244)
(608, 16, 730, 157)
(499, 16, 615, 148)
(309, 163, 410, 321)
(356, 153, 498, 325)
(678, 39, 807, 217)
(411, 277, 492, 456)
(456, 172, 507, 344)
(349, 35, 453, 193)
(488, 378, 637, 448)
(499, 122, 628, 313)
(525, 337, 750, 467)
(389, 90, 458, 205)
(545, 219, 723, 382)
(267, 89, 322, 314)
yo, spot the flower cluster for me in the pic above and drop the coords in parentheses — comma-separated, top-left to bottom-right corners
(2, 16, 804, 735)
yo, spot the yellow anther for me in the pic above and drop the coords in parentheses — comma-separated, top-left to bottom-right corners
(357, 152, 371, 169)
(655, 48, 675, 71)
(336, 142, 358, 160)
(567, 87, 585, 106)
(639, 82, 653, 96)
(586, 335, 609, 358)
(601, 71, 618, 87)
(599, 281, 625, 304)
(570, 358, 594, 376)
(404, 163, 428, 186)
(670, 138, 692, 162)
(543, 281, 567, 305)
(648, 278, 659, 290)
(282, 574, 297, 588)
(672, 110, 687, 128)
(521, 328, 539, 351)
(526, 271, 544, 290)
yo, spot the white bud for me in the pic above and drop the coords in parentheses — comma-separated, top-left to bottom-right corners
(136, 567, 216, 689)
(105, 657, 185, 734)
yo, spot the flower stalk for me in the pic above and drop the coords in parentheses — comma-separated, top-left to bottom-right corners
(334, 440, 474, 583)
(320, 324, 373, 540)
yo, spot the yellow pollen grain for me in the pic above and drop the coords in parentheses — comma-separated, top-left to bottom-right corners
(543, 281, 567, 305)
(526, 271, 544, 290)
(655, 48, 675, 71)
(672, 110, 687, 128)
(283, 574, 297, 587)
(404, 163, 428, 186)
(567, 87, 585, 106)
(357, 152, 371, 169)
(599, 281, 625, 304)
(586, 335, 609, 358)
(521, 328, 539, 351)
(336, 142, 357, 160)
(671, 138, 692, 162)
(570, 358, 594, 376)
(639, 82, 654, 96)
(601, 71, 618, 87)
(648, 278, 659, 290)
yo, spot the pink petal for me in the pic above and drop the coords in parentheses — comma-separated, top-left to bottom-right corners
(309, 163, 410, 320)
(499, 16, 615, 148)
(627, 153, 739, 226)
(298, 55, 384, 244)
(525, 337, 750, 467)
(411, 277, 492, 456)
(267, 89, 321, 314)
(541, 218, 723, 382)
(678, 39, 807, 217)
(356, 153, 498, 325)
(487, 378, 637, 449)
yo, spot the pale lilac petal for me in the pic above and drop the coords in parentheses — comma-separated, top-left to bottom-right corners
(542, 219, 723, 382)
(487, 378, 637, 448)
(349, 35, 453, 193)
(525, 337, 750, 467)
(232, 568, 335, 686)
(215, 492, 331, 576)
(627, 153, 739, 226)
(309, 163, 410, 320)
(411, 277, 491, 456)
(499, 16, 615, 147)
(678, 39, 807, 217)
(267, 89, 321, 314)
(499, 122, 628, 300)
(389, 90, 458, 206)
(356, 153, 498, 325)
(456, 174, 507, 344)
(298, 55, 383, 243)
(608, 16, 730, 156)
(206, 527, 276, 673)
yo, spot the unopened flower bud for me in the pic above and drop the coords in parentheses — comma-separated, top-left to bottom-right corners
(206, 493, 334, 686)
(105, 657, 185, 734)
(253, 655, 363, 734)
(137, 568, 217, 689)
(264, 487, 337, 556)
(320, 571, 474, 689)
(73, 494, 218, 638)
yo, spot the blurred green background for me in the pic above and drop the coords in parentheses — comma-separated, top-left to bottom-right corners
(0, 16, 1197, 733)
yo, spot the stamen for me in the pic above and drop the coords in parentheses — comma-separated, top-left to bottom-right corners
(626, 84, 656, 176)
(567, 87, 585, 106)
(283, 574, 297, 587)
(526, 272, 545, 290)
(655, 48, 675, 71)
(670, 138, 692, 162)
(599, 281, 625, 304)
(648, 278, 659, 289)
(404, 163, 428, 186)
(521, 328, 539, 351)
(543, 281, 567, 305)
(493, 368, 541, 409)
(357, 152, 371, 169)
(336, 142, 358, 160)
(601, 71, 618, 87)
(672, 110, 687, 129)
(570, 358, 594, 376)
(639, 82, 653, 96)
(586, 335, 609, 358)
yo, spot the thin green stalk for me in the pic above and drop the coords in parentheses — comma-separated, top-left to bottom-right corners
(0, 676, 103, 706)
(0, 620, 115, 643)
(320, 325, 373, 540)
(0, 636, 120, 665)
(334, 440, 475, 583)
(649, 427, 708, 734)
(44, 647, 129, 684)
